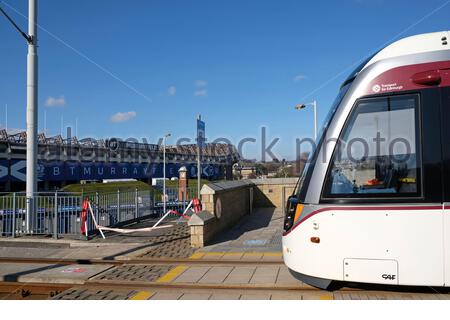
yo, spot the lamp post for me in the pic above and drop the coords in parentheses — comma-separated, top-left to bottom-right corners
(163, 133, 171, 214)
(295, 100, 317, 140)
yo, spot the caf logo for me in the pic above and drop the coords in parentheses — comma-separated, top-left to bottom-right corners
(372, 84, 381, 93)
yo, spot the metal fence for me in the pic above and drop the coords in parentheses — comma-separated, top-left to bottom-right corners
(0, 192, 82, 238)
(0, 186, 198, 238)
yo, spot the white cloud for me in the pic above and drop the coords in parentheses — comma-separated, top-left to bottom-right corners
(110, 111, 137, 123)
(194, 89, 208, 97)
(293, 74, 307, 82)
(194, 80, 207, 97)
(45, 96, 66, 107)
(195, 80, 207, 87)
(167, 86, 176, 96)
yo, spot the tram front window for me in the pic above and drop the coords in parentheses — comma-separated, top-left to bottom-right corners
(323, 94, 421, 198)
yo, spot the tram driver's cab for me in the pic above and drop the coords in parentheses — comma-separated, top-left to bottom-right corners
(323, 94, 421, 199)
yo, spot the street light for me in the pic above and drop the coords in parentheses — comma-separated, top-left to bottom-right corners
(163, 133, 171, 214)
(295, 100, 317, 140)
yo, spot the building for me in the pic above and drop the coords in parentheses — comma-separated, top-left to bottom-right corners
(0, 129, 240, 191)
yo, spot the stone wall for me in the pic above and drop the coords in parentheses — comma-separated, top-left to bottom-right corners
(189, 180, 253, 248)
(251, 178, 298, 209)
(188, 178, 299, 247)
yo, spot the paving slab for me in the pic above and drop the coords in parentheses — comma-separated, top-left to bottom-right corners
(0, 263, 59, 282)
(223, 266, 256, 284)
(270, 293, 303, 300)
(150, 292, 184, 300)
(249, 266, 280, 284)
(18, 264, 114, 284)
(276, 266, 298, 284)
(240, 293, 272, 300)
(302, 293, 334, 300)
(241, 252, 263, 260)
(179, 293, 212, 300)
(261, 252, 283, 261)
(220, 252, 244, 260)
(201, 252, 225, 260)
(172, 266, 211, 283)
(209, 293, 242, 300)
(198, 266, 233, 284)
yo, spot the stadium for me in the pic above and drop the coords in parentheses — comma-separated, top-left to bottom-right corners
(0, 129, 240, 192)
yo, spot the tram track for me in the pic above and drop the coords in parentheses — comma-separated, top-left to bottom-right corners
(0, 278, 361, 300)
(0, 281, 72, 299)
(0, 255, 346, 299)
(0, 256, 284, 266)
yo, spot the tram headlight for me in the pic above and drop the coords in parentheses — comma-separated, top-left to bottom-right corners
(284, 196, 301, 232)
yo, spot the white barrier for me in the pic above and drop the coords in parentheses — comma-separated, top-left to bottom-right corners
(87, 200, 194, 239)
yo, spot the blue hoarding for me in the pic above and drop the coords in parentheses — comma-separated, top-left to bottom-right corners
(44, 161, 64, 181)
(0, 160, 8, 182)
(65, 161, 80, 180)
(0, 160, 221, 182)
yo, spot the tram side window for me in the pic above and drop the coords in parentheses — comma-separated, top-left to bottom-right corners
(323, 94, 421, 198)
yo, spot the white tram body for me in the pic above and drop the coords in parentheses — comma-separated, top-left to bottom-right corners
(282, 31, 450, 289)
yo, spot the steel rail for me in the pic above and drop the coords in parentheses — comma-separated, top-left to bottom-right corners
(0, 256, 284, 266)
(0, 281, 72, 299)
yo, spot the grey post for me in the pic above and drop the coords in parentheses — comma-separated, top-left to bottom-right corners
(163, 133, 171, 215)
(25, 0, 38, 233)
(117, 189, 120, 222)
(53, 191, 58, 239)
(95, 192, 99, 224)
(134, 188, 138, 219)
(12, 192, 16, 238)
(197, 115, 201, 199)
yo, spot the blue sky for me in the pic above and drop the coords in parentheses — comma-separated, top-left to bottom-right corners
(0, 0, 449, 160)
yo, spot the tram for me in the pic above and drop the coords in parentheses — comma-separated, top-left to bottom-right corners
(282, 31, 450, 289)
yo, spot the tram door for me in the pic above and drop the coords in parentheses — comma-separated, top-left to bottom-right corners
(442, 86, 450, 286)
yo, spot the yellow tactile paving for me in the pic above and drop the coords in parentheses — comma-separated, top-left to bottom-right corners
(130, 291, 154, 300)
(242, 252, 263, 260)
(189, 252, 206, 259)
(202, 252, 225, 259)
(262, 252, 282, 257)
(156, 265, 188, 283)
(222, 252, 244, 259)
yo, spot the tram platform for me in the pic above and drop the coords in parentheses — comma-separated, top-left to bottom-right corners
(1, 207, 449, 299)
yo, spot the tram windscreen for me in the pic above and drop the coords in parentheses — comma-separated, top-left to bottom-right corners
(323, 94, 421, 198)
(296, 83, 352, 199)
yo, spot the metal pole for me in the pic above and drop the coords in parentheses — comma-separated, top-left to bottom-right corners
(95, 192, 99, 224)
(12, 193, 16, 238)
(163, 137, 166, 214)
(313, 100, 317, 141)
(53, 191, 58, 239)
(117, 189, 120, 222)
(134, 188, 138, 219)
(197, 115, 201, 199)
(197, 144, 200, 199)
(26, 0, 38, 233)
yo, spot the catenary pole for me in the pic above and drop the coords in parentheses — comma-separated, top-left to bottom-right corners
(197, 115, 201, 199)
(26, 0, 38, 233)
